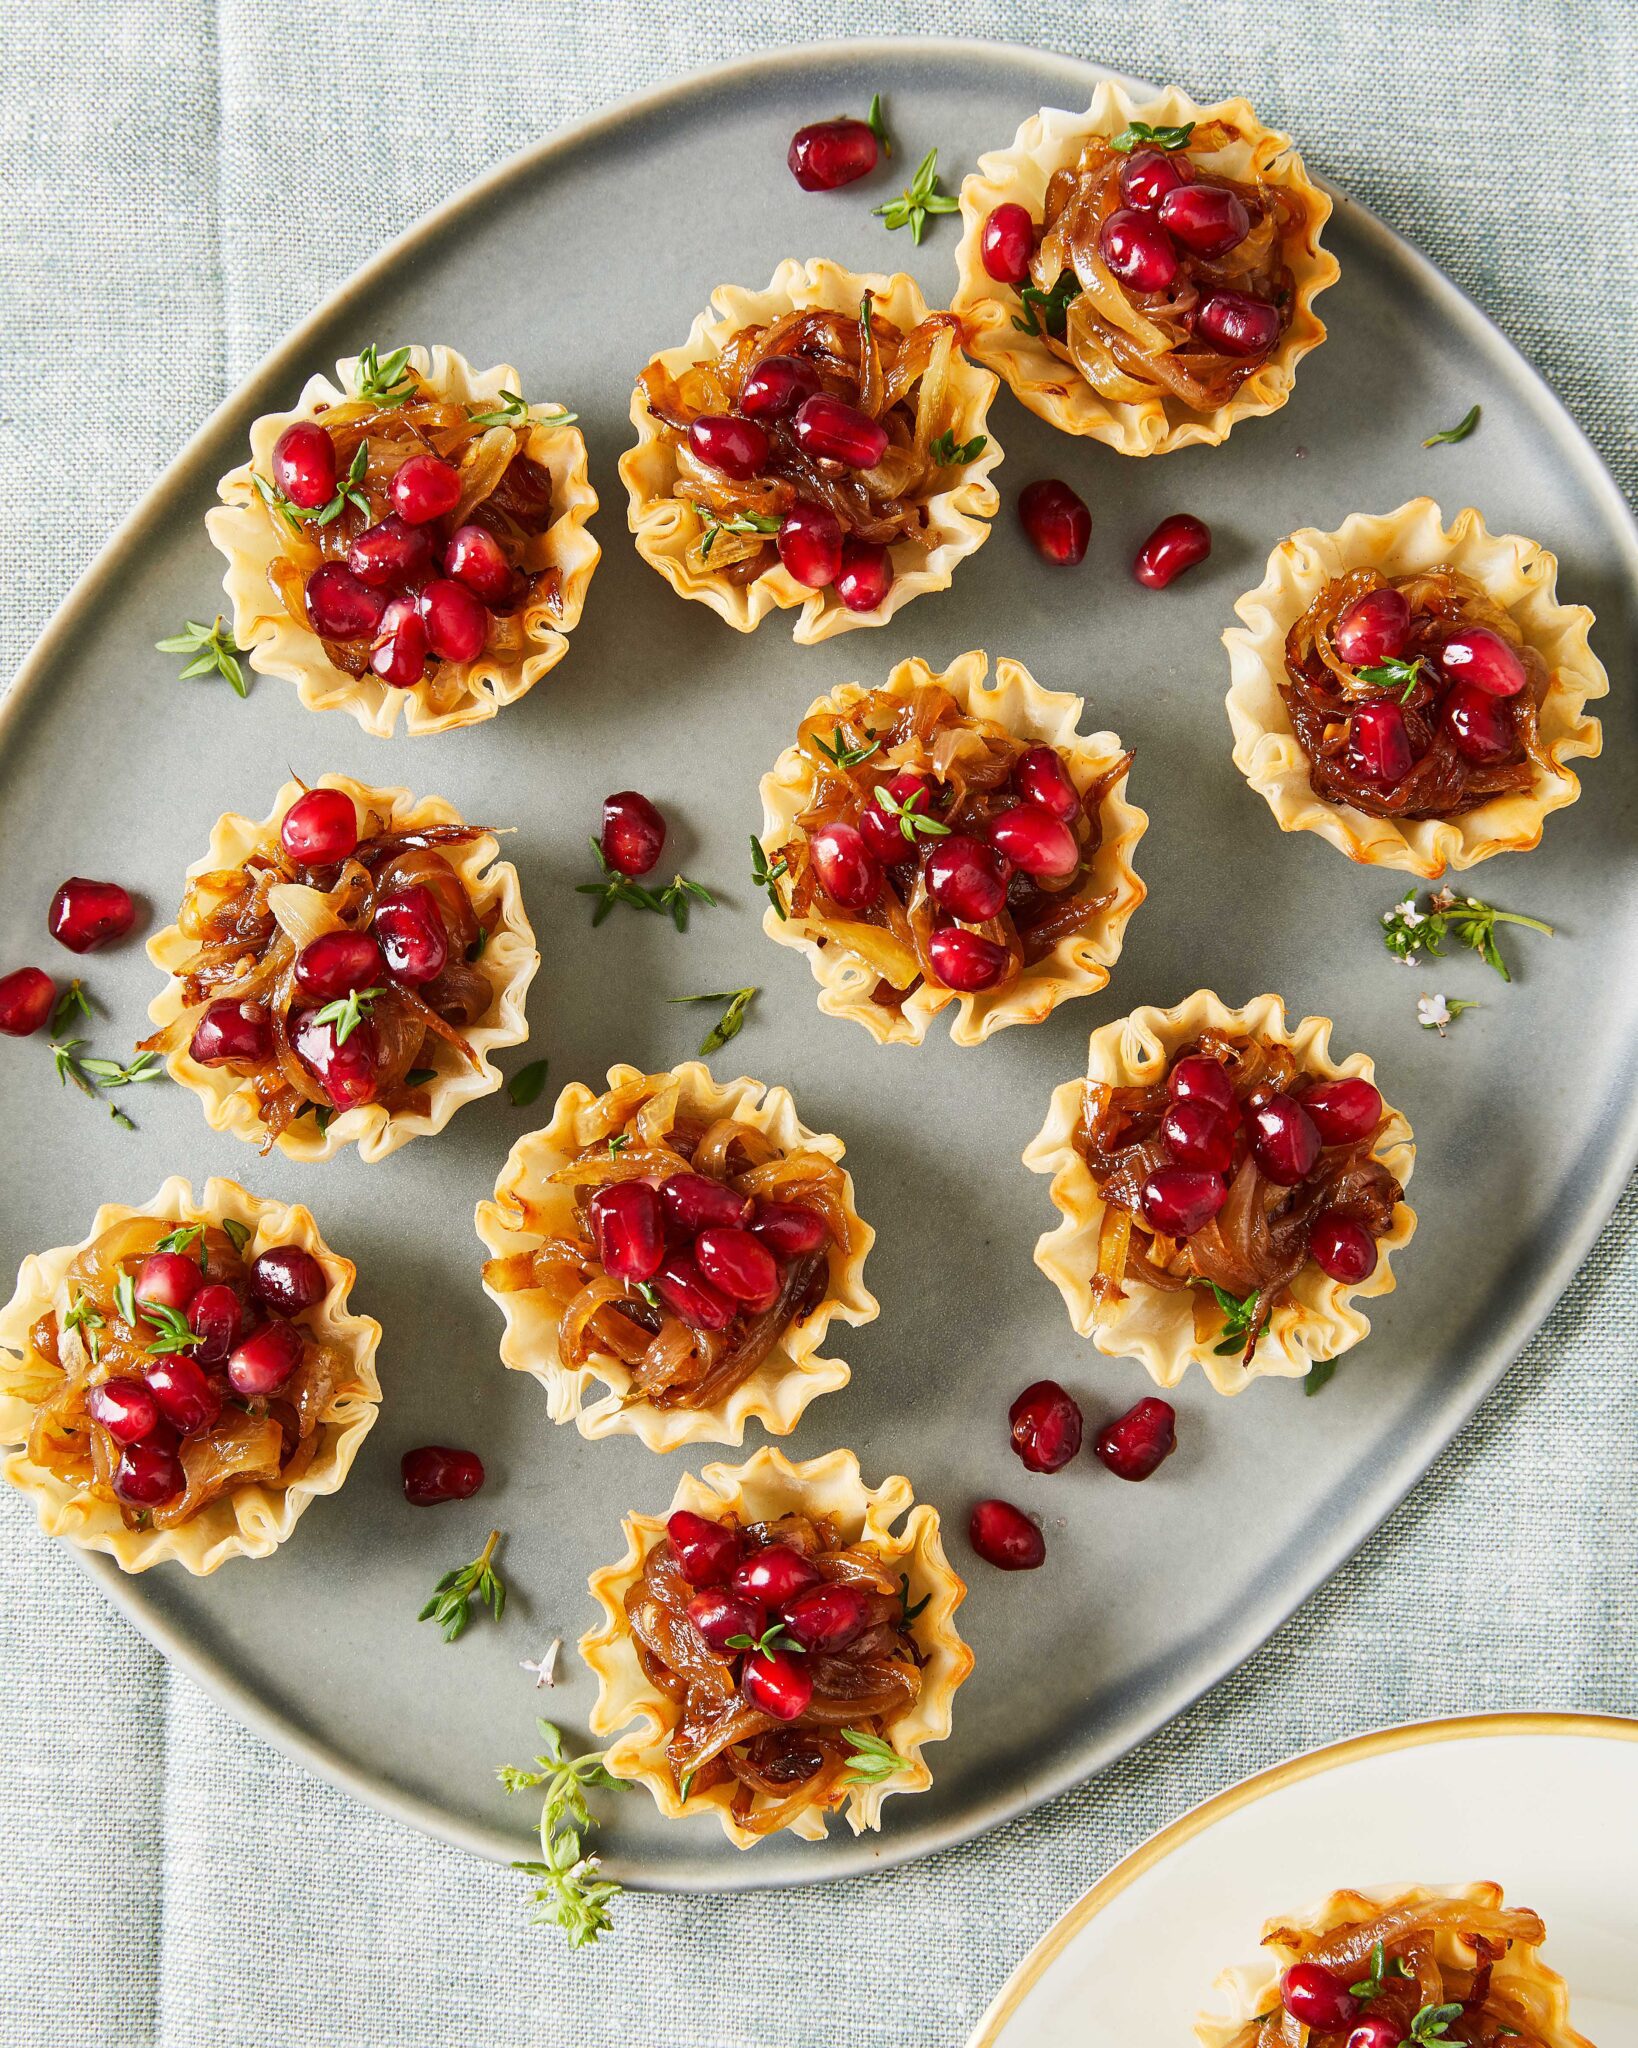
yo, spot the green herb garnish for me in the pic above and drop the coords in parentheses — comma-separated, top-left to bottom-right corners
(153, 1223, 207, 1265)
(1355, 654, 1425, 702)
(1422, 404, 1480, 448)
(872, 146, 959, 244)
(135, 1299, 202, 1357)
(576, 840, 715, 932)
(155, 616, 249, 697)
(222, 1218, 252, 1255)
(309, 984, 384, 1047)
(1304, 1359, 1339, 1397)
(311, 442, 371, 527)
(1191, 1278, 1262, 1358)
(404, 1066, 438, 1089)
(509, 1059, 549, 1108)
(1012, 270, 1080, 340)
(500, 1719, 625, 1949)
(725, 1620, 802, 1656)
(64, 1291, 105, 1364)
(698, 508, 780, 561)
(354, 343, 417, 407)
(898, 1572, 931, 1627)
(49, 981, 91, 1035)
(1351, 1942, 1413, 2002)
(418, 1529, 506, 1643)
(876, 779, 950, 842)
(1401, 2004, 1465, 2048)
(1110, 119, 1195, 153)
(813, 723, 881, 770)
(607, 1132, 630, 1158)
(1382, 889, 1553, 980)
(670, 986, 758, 1057)
(468, 389, 580, 431)
(865, 91, 891, 157)
(750, 835, 789, 921)
(841, 1728, 909, 1784)
(928, 428, 988, 466)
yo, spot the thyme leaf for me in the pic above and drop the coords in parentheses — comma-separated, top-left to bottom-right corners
(670, 986, 758, 1057)
(311, 442, 371, 527)
(1012, 270, 1080, 340)
(1191, 1278, 1262, 1358)
(155, 615, 248, 697)
(1351, 1941, 1413, 2002)
(468, 389, 580, 431)
(865, 91, 891, 157)
(1401, 2004, 1465, 2048)
(49, 981, 91, 1035)
(1354, 654, 1424, 702)
(698, 507, 780, 561)
(136, 1299, 201, 1357)
(353, 342, 416, 407)
(898, 1572, 931, 1626)
(841, 1727, 909, 1784)
(418, 1529, 506, 1643)
(500, 1718, 625, 1949)
(725, 1620, 801, 1656)
(222, 1219, 252, 1255)
(813, 722, 881, 770)
(1382, 889, 1553, 980)
(928, 428, 988, 466)
(508, 1058, 549, 1108)
(1110, 119, 1195, 153)
(1305, 1358, 1339, 1397)
(309, 985, 385, 1048)
(872, 146, 959, 244)
(64, 1292, 105, 1364)
(877, 780, 950, 841)
(1422, 403, 1480, 448)
(576, 840, 715, 931)
(750, 835, 789, 921)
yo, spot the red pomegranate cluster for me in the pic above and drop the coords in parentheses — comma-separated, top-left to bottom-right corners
(1076, 1032, 1401, 1360)
(21, 1213, 342, 1521)
(142, 786, 494, 1147)
(624, 1503, 923, 1833)
(258, 372, 561, 705)
(982, 119, 1303, 410)
(778, 681, 1130, 1003)
(637, 297, 980, 610)
(482, 1081, 845, 1414)
(1283, 566, 1550, 819)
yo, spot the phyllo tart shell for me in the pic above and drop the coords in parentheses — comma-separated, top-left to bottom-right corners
(618, 257, 1003, 642)
(0, 1176, 381, 1575)
(1023, 991, 1416, 1395)
(145, 774, 538, 1163)
(475, 1063, 877, 1452)
(580, 1446, 972, 1847)
(207, 345, 599, 736)
(758, 649, 1147, 1046)
(952, 84, 1337, 455)
(1225, 498, 1607, 876)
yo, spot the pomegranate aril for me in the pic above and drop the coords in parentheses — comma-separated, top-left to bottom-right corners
(186, 1282, 243, 1366)
(271, 420, 338, 509)
(87, 1378, 160, 1446)
(731, 1543, 820, 1606)
(1195, 289, 1282, 356)
(227, 1317, 304, 1398)
(401, 1445, 485, 1506)
(1281, 1965, 1360, 2033)
(417, 577, 489, 662)
(143, 1354, 224, 1437)
(114, 1435, 184, 1507)
(1098, 207, 1179, 292)
(809, 820, 882, 910)
(1160, 1099, 1235, 1175)
(694, 1226, 779, 1309)
(369, 596, 428, 688)
(133, 1251, 203, 1315)
(1438, 625, 1527, 698)
(1009, 1379, 1084, 1474)
(740, 354, 822, 421)
(749, 1199, 828, 1259)
(659, 1172, 748, 1236)
(742, 1643, 813, 1720)
(600, 790, 667, 878)
(1013, 745, 1081, 822)
(1140, 1167, 1228, 1237)
(980, 201, 1035, 284)
(306, 562, 386, 641)
(189, 1000, 272, 1067)
(389, 453, 462, 525)
(1158, 183, 1250, 256)
(1300, 1077, 1383, 1145)
(667, 1509, 740, 1587)
(1167, 1054, 1238, 1119)
(442, 523, 516, 605)
(1018, 479, 1091, 565)
(835, 540, 893, 613)
(1332, 587, 1412, 667)
(1119, 146, 1190, 212)
(348, 514, 434, 590)
(1251, 1093, 1322, 1185)
(374, 884, 449, 985)
(294, 930, 385, 1003)
(688, 413, 770, 481)
(859, 770, 938, 860)
(781, 1581, 872, 1653)
(792, 394, 889, 469)
(1345, 700, 1415, 784)
(1310, 1214, 1378, 1284)
(589, 1180, 666, 1285)
(1347, 2020, 1402, 2048)
(787, 116, 879, 191)
(49, 878, 136, 954)
(988, 804, 1079, 880)
(249, 1245, 327, 1316)
(686, 1588, 765, 1653)
(281, 787, 359, 866)
(1133, 512, 1212, 590)
(654, 1252, 734, 1331)
(777, 500, 843, 588)
(1094, 1397, 1177, 1482)
(1445, 684, 1516, 762)
(928, 926, 1009, 993)
(926, 834, 1010, 922)
(0, 967, 56, 1037)
(968, 1498, 1045, 1571)
(292, 1005, 379, 1109)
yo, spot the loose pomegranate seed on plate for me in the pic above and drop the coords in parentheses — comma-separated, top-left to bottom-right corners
(292, 1005, 380, 1108)
(1167, 1054, 1238, 1119)
(928, 926, 1008, 993)
(1300, 1077, 1382, 1145)
(731, 1543, 820, 1606)
(1159, 1099, 1235, 1175)
(369, 595, 429, 687)
(968, 1498, 1045, 1570)
(777, 500, 844, 588)
(49, 878, 137, 954)
(749, 1199, 828, 1260)
(742, 1643, 814, 1720)
(306, 562, 386, 641)
(442, 522, 516, 604)
(144, 1354, 224, 1436)
(659, 1172, 748, 1236)
(1119, 146, 1190, 211)
(1094, 1397, 1177, 1481)
(187, 1282, 244, 1365)
(87, 1378, 160, 1446)
(281, 787, 359, 866)
(250, 1245, 327, 1316)
(374, 885, 449, 985)
(1281, 1964, 1359, 2033)
(1310, 1214, 1377, 1284)
(600, 790, 667, 877)
(654, 1252, 733, 1331)
(114, 1435, 185, 1506)
(589, 1181, 666, 1284)
(1438, 624, 1526, 697)
(417, 577, 489, 662)
(1158, 183, 1250, 256)
(294, 931, 384, 1003)
(1345, 699, 1415, 784)
(1018, 478, 1091, 565)
(926, 834, 1010, 922)
(1251, 1093, 1322, 1184)
(389, 452, 462, 525)
(787, 116, 879, 191)
(1133, 513, 1212, 589)
(401, 1445, 485, 1506)
(1195, 289, 1281, 356)
(1139, 1166, 1228, 1237)
(694, 1226, 779, 1309)
(781, 1581, 872, 1653)
(1013, 745, 1080, 822)
(809, 821, 883, 910)
(1332, 587, 1411, 666)
(686, 1588, 765, 1652)
(227, 1318, 304, 1398)
(348, 514, 434, 590)
(792, 394, 889, 469)
(688, 414, 770, 480)
(740, 353, 821, 420)
(0, 967, 56, 1037)
(667, 1510, 741, 1587)
(988, 804, 1079, 880)
(835, 540, 893, 613)
(1009, 1380, 1084, 1473)
(272, 421, 337, 509)
(1098, 207, 1179, 291)
(980, 201, 1035, 283)
(133, 1251, 203, 1315)
(189, 999, 272, 1067)
(1445, 684, 1515, 762)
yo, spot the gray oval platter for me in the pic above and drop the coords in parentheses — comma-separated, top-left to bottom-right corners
(2, 38, 1634, 1891)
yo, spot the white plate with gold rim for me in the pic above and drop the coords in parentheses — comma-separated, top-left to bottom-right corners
(969, 1714, 1638, 2048)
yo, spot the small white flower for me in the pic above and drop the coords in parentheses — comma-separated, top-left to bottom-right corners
(520, 1637, 563, 1688)
(1418, 993, 1452, 1034)
(1429, 886, 1458, 913)
(1395, 894, 1426, 928)
(1400, 950, 1419, 967)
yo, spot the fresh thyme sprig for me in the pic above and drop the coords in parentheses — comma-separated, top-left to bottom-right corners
(1423, 403, 1480, 448)
(841, 1728, 909, 1784)
(310, 984, 385, 1046)
(1012, 271, 1080, 340)
(64, 1292, 105, 1364)
(509, 1058, 549, 1108)
(1191, 1278, 1262, 1359)
(1400, 2004, 1465, 2048)
(670, 986, 758, 1056)
(155, 616, 249, 697)
(928, 428, 988, 466)
(698, 508, 780, 561)
(1351, 1941, 1413, 2003)
(813, 723, 881, 771)
(898, 1572, 931, 1626)
(864, 91, 891, 157)
(1355, 654, 1424, 702)
(51, 1039, 161, 1130)
(50, 981, 91, 1035)
(877, 780, 950, 842)
(872, 146, 959, 244)
(725, 1619, 799, 1656)
(250, 470, 309, 536)
(468, 389, 580, 431)
(500, 1719, 626, 1950)
(1381, 888, 1553, 979)
(1110, 118, 1195, 153)
(354, 342, 417, 407)
(222, 1218, 252, 1255)
(576, 841, 715, 932)
(153, 1223, 207, 1263)
(750, 836, 789, 921)
(607, 1132, 630, 1158)
(312, 443, 371, 527)
(418, 1529, 506, 1642)
(135, 1300, 202, 1357)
